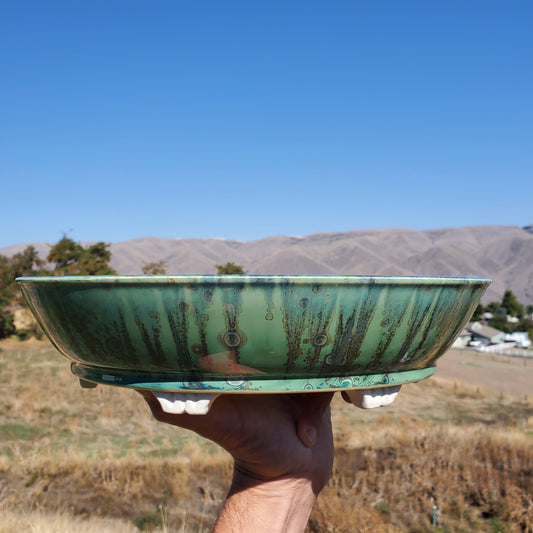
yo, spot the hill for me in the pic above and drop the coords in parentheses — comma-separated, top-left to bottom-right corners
(2, 225, 532, 304)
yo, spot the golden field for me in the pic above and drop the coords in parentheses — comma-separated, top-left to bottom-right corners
(0, 339, 531, 532)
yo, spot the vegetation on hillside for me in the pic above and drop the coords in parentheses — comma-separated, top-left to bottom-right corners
(215, 262, 245, 274)
(3, 239, 532, 343)
(141, 261, 167, 275)
(0, 246, 47, 338)
(473, 290, 533, 340)
(0, 236, 115, 339)
(47, 236, 116, 276)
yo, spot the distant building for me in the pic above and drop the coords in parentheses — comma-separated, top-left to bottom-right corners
(452, 327, 473, 348)
(468, 322, 505, 347)
(503, 332, 532, 348)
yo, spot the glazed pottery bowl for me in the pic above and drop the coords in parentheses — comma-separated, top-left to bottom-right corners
(17, 275, 490, 393)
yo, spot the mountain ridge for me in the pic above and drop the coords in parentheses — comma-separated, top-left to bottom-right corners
(2, 225, 532, 305)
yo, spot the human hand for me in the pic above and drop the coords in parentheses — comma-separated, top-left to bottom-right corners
(139, 391, 334, 532)
(140, 391, 334, 489)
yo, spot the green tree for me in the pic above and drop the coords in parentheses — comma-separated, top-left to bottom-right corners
(48, 236, 116, 275)
(216, 262, 245, 275)
(485, 301, 501, 314)
(0, 255, 12, 299)
(10, 246, 46, 278)
(471, 303, 484, 321)
(0, 256, 14, 338)
(1, 247, 47, 301)
(1, 248, 46, 339)
(47, 236, 82, 272)
(75, 242, 116, 275)
(142, 261, 167, 275)
(488, 314, 510, 333)
(501, 290, 524, 319)
(0, 308, 15, 338)
(517, 316, 533, 341)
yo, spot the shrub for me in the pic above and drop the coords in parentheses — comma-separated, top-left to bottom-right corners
(0, 308, 15, 338)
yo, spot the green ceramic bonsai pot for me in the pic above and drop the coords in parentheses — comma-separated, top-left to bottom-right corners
(17, 275, 489, 396)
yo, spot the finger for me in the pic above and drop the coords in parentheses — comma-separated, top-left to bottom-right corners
(296, 392, 334, 448)
(341, 390, 353, 404)
(135, 389, 236, 442)
(136, 390, 168, 421)
(136, 389, 196, 427)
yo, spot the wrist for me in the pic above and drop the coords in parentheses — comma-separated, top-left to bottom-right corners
(213, 469, 317, 533)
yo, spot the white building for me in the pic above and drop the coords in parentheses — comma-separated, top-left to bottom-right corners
(468, 322, 505, 347)
(503, 332, 532, 348)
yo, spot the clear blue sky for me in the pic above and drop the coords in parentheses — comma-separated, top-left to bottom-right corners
(1, 1, 532, 248)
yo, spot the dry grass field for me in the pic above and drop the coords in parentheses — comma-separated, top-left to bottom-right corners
(0, 339, 531, 532)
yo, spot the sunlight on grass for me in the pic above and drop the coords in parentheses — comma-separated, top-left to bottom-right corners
(1, 339, 531, 532)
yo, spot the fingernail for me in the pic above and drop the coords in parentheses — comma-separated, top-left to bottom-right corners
(304, 426, 317, 447)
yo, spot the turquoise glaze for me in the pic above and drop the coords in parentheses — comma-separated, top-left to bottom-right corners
(17, 275, 490, 392)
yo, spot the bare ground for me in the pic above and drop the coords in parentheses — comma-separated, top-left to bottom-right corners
(434, 348, 532, 398)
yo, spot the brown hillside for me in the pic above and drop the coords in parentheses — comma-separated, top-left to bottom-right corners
(2, 225, 532, 304)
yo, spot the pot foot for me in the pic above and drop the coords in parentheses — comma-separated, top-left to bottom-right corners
(153, 391, 220, 415)
(346, 385, 401, 409)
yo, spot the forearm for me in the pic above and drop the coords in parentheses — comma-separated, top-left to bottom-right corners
(212, 470, 317, 533)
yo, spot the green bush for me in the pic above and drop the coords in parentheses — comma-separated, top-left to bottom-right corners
(15, 329, 32, 341)
(0, 308, 15, 339)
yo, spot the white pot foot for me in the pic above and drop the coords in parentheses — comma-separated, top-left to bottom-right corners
(153, 391, 220, 415)
(345, 385, 401, 409)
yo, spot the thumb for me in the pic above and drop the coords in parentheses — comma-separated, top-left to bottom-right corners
(296, 392, 334, 448)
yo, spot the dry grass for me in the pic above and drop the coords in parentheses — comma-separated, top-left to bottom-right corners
(1, 339, 532, 532)
(311, 422, 532, 532)
(0, 509, 140, 533)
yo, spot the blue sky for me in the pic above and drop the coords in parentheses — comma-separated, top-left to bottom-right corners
(1, 1, 532, 248)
